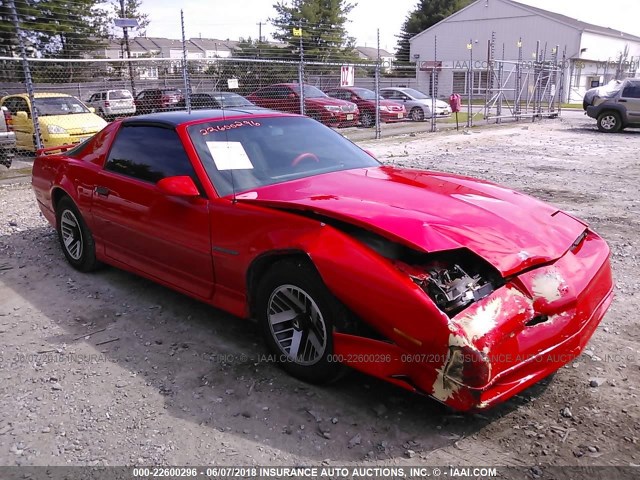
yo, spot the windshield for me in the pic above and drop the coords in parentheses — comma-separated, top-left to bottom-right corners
(215, 94, 254, 107)
(290, 85, 327, 98)
(109, 90, 132, 100)
(402, 88, 430, 99)
(352, 88, 380, 100)
(34, 96, 90, 116)
(188, 116, 379, 197)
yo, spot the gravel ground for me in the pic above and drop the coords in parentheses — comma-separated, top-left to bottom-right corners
(0, 111, 638, 470)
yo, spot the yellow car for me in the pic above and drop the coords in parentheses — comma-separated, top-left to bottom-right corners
(0, 93, 107, 152)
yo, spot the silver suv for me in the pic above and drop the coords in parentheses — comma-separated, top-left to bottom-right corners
(584, 79, 640, 132)
(86, 89, 136, 119)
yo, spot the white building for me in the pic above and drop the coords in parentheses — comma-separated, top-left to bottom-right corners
(409, 0, 640, 102)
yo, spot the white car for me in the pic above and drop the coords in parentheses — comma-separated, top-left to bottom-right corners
(380, 87, 450, 121)
(86, 89, 136, 119)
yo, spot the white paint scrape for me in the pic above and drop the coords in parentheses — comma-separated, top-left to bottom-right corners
(459, 298, 503, 341)
(431, 334, 465, 401)
(532, 271, 565, 302)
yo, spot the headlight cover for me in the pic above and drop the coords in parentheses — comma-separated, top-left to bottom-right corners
(324, 105, 342, 112)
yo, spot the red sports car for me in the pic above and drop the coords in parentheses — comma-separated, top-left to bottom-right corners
(32, 110, 613, 411)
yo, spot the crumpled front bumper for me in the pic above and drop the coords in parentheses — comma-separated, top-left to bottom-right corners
(430, 230, 613, 411)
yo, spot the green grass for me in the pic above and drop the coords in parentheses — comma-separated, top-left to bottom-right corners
(440, 112, 485, 123)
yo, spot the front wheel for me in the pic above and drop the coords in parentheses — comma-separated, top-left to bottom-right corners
(410, 107, 425, 121)
(597, 111, 622, 133)
(360, 111, 375, 128)
(256, 259, 347, 384)
(56, 196, 99, 272)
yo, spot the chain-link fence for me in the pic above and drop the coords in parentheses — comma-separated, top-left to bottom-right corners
(3, 0, 640, 156)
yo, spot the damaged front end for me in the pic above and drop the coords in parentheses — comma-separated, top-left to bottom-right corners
(343, 224, 613, 411)
(393, 250, 503, 317)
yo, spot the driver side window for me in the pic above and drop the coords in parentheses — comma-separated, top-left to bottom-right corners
(105, 125, 197, 184)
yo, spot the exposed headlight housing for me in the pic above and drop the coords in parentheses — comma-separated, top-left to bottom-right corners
(47, 125, 67, 134)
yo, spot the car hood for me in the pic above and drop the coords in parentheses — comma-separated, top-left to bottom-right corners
(237, 166, 587, 277)
(306, 97, 353, 107)
(39, 113, 107, 132)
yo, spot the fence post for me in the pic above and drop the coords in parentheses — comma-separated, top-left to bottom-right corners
(8, 0, 42, 150)
(180, 9, 191, 113)
(297, 21, 305, 115)
(467, 39, 473, 128)
(375, 28, 381, 139)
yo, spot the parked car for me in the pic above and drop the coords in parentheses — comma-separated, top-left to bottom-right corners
(134, 88, 183, 114)
(0, 106, 16, 168)
(247, 83, 359, 127)
(175, 92, 261, 110)
(380, 87, 451, 121)
(0, 93, 107, 152)
(32, 109, 613, 412)
(583, 78, 640, 133)
(325, 87, 406, 127)
(86, 89, 136, 119)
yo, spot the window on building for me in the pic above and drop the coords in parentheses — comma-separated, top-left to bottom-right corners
(453, 71, 467, 94)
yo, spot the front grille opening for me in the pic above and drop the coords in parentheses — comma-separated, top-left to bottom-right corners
(526, 315, 549, 327)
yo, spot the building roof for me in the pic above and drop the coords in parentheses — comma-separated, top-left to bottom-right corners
(410, 0, 640, 44)
(356, 46, 393, 60)
(189, 38, 233, 53)
(504, 0, 640, 42)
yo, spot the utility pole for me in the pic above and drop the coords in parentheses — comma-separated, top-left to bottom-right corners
(120, 0, 137, 96)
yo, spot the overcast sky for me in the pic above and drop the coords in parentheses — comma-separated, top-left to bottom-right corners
(141, 0, 640, 53)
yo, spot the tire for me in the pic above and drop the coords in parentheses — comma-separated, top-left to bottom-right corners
(410, 107, 425, 122)
(0, 149, 12, 168)
(597, 111, 622, 133)
(361, 111, 375, 128)
(56, 196, 99, 272)
(256, 259, 347, 384)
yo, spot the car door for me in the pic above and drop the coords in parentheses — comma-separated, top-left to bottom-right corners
(3, 96, 33, 149)
(90, 124, 214, 299)
(620, 82, 640, 124)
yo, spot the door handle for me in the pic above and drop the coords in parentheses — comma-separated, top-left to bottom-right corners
(95, 186, 110, 197)
(619, 99, 627, 102)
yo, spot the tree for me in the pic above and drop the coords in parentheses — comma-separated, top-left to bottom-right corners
(270, 0, 358, 63)
(395, 0, 472, 64)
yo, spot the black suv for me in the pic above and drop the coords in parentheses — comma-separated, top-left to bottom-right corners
(584, 79, 640, 133)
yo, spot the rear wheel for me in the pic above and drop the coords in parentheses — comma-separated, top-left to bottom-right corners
(597, 111, 622, 133)
(56, 196, 99, 272)
(410, 107, 425, 121)
(256, 259, 347, 384)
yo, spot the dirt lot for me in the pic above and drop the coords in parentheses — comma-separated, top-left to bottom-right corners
(0, 111, 638, 471)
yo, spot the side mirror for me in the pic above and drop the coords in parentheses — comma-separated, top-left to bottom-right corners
(88, 107, 96, 113)
(16, 111, 29, 120)
(288, 93, 297, 98)
(157, 176, 200, 197)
